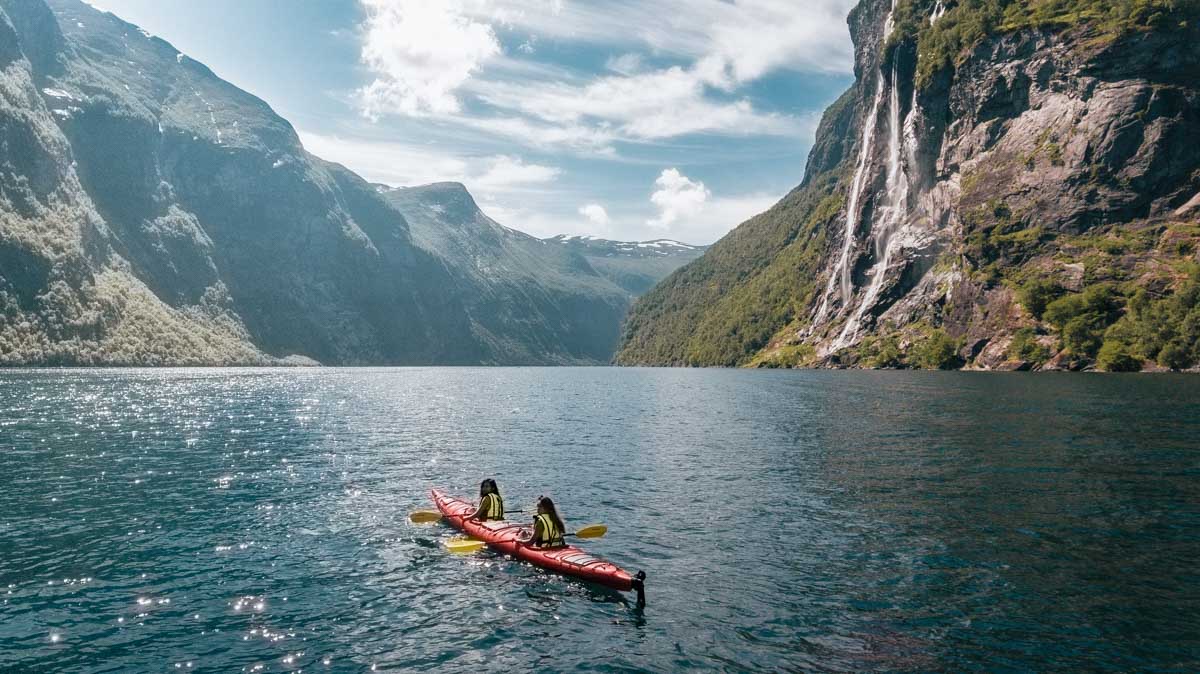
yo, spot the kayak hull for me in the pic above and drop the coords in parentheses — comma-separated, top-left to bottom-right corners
(431, 489, 636, 592)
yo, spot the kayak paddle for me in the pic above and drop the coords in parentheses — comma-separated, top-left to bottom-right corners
(445, 538, 488, 554)
(442, 525, 607, 554)
(570, 524, 607, 539)
(410, 509, 526, 523)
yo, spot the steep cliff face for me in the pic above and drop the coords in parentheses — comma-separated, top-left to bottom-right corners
(0, 0, 269, 364)
(0, 0, 699, 365)
(0, 0, 484, 364)
(617, 0, 1200, 371)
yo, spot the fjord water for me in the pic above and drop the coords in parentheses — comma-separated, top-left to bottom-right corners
(2, 369, 1198, 672)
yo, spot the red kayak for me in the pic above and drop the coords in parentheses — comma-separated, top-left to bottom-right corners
(431, 489, 645, 604)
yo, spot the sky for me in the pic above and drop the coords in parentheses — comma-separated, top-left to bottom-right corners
(82, 0, 858, 244)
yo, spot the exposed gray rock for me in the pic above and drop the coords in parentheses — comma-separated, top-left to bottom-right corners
(1, 0, 701, 365)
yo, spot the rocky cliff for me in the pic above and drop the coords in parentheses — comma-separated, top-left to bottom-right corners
(617, 0, 1200, 372)
(0, 0, 699, 365)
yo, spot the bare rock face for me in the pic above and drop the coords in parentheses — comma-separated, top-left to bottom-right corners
(617, 0, 1200, 371)
(2, 0, 686, 365)
(804, 0, 1200, 362)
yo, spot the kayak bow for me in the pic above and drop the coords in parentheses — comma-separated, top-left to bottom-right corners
(430, 489, 645, 606)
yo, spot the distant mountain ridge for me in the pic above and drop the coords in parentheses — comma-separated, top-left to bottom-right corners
(543, 235, 705, 296)
(381, 181, 704, 363)
(0, 0, 701, 365)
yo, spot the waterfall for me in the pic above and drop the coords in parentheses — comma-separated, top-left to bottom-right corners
(931, 1, 948, 24)
(814, 1, 900, 326)
(818, 0, 934, 352)
(813, 78, 885, 325)
(825, 0, 944, 352)
(831, 56, 914, 350)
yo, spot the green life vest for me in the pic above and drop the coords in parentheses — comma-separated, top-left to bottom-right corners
(480, 493, 503, 520)
(535, 513, 564, 547)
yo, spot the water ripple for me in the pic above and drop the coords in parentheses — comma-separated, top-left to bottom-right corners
(1, 368, 1198, 672)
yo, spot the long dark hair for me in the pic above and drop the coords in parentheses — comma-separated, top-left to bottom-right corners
(538, 496, 564, 533)
(479, 478, 498, 498)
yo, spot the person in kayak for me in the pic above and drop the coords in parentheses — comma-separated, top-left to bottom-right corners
(466, 478, 504, 522)
(520, 496, 565, 548)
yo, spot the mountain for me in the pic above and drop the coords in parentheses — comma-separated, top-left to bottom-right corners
(617, 0, 1200, 372)
(544, 235, 707, 296)
(0, 0, 699, 366)
(380, 182, 704, 364)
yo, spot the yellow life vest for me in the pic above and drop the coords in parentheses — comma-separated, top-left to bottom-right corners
(480, 493, 503, 520)
(535, 513, 564, 547)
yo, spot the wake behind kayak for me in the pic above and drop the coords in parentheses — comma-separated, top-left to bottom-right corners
(430, 489, 646, 607)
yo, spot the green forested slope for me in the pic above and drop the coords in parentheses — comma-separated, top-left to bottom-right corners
(615, 91, 855, 366)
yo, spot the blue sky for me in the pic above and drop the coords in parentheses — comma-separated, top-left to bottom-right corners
(83, 0, 857, 244)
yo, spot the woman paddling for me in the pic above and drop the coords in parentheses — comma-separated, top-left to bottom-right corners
(466, 478, 505, 522)
(520, 496, 565, 548)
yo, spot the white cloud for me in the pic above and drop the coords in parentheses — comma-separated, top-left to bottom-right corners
(462, 0, 858, 76)
(299, 130, 778, 243)
(680, 192, 779, 244)
(474, 155, 560, 190)
(357, 0, 501, 119)
(640, 168, 780, 243)
(456, 114, 619, 155)
(485, 189, 778, 243)
(648, 169, 710, 230)
(605, 52, 643, 75)
(300, 131, 468, 186)
(298, 131, 556, 194)
(471, 60, 799, 143)
(478, 200, 581, 239)
(352, 0, 855, 150)
(708, 0, 857, 81)
(578, 203, 610, 227)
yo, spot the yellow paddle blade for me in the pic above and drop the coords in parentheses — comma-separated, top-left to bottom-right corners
(571, 524, 607, 539)
(409, 510, 442, 524)
(444, 538, 487, 554)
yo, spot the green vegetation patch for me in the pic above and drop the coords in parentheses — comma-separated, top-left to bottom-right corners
(617, 169, 847, 367)
(857, 333, 906, 369)
(752, 343, 818, 369)
(1102, 268, 1200, 369)
(892, 0, 1200, 87)
(909, 327, 965, 370)
(1007, 326, 1053, 363)
(840, 325, 962, 370)
(963, 198, 1051, 282)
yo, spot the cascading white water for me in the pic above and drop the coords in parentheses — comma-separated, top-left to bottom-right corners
(819, 0, 944, 353)
(931, 1, 948, 24)
(833, 57, 914, 349)
(814, 1, 900, 326)
(813, 79, 885, 325)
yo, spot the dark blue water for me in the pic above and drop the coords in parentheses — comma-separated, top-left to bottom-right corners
(2, 369, 1198, 672)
